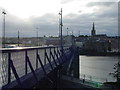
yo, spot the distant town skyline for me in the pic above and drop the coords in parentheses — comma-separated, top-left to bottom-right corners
(0, 0, 119, 37)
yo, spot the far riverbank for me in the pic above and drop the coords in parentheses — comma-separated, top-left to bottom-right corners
(79, 50, 120, 56)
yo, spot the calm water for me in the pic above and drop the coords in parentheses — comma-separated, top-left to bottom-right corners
(79, 55, 119, 83)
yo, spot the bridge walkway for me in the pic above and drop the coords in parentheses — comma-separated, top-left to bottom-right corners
(0, 46, 73, 89)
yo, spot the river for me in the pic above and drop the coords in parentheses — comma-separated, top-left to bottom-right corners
(79, 55, 119, 83)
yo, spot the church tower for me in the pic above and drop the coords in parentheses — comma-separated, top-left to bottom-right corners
(91, 22, 96, 36)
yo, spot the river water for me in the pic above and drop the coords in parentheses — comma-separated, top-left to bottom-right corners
(79, 55, 119, 83)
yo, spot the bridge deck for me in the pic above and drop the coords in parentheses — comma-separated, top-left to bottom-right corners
(0, 46, 73, 89)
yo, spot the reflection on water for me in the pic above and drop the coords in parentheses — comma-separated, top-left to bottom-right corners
(80, 55, 118, 82)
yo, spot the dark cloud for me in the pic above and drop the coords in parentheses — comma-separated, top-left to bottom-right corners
(95, 3, 117, 18)
(87, 2, 115, 7)
(60, 0, 75, 4)
(0, 9, 59, 37)
(78, 10, 82, 13)
(63, 2, 118, 36)
(0, 2, 118, 37)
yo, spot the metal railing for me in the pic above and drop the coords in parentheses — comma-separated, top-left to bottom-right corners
(0, 46, 72, 88)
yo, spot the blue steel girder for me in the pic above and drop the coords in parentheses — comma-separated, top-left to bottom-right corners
(9, 59, 22, 88)
(50, 50, 58, 67)
(26, 55, 38, 82)
(1, 46, 72, 89)
(37, 53, 54, 86)
(54, 48, 61, 64)
(57, 48, 64, 62)
(37, 54, 47, 76)
(45, 48, 54, 70)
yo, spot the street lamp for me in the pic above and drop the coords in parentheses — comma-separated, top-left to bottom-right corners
(58, 18, 61, 37)
(36, 28, 39, 46)
(72, 31, 73, 36)
(59, 8, 63, 50)
(18, 31, 20, 46)
(67, 27, 69, 36)
(78, 30, 80, 37)
(2, 10, 6, 48)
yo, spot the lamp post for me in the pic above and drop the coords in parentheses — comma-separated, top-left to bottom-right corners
(36, 28, 39, 46)
(2, 10, 6, 48)
(67, 27, 69, 36)
(18, 31, 20, 46)
(59, 8, 63, 50)
(59, 18, 61, 37)
(72, 31, 74, 46)
(78, 30, 80, 37)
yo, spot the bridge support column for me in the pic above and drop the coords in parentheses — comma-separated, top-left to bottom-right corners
(73, 47, 79, 78)
(66, 47, 80, 79)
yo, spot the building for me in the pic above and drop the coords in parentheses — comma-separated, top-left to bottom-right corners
(107, 36, 120, 52)
(76, 22, 111, 52)
(64, 35, 75, 46)
(91, 22, 96, 36)
(43, 37, 61, 46)
(5, 37, 45, 47)
(83, 39, 111, 52)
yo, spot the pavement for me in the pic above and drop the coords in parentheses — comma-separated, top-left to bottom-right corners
(100, 84, 120, 90)
(61, 75, 120, 90)
(60, 79, 99, 90)
(60, 75, 101, 90)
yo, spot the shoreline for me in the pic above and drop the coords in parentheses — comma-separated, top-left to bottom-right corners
(79, 51, 120, 56)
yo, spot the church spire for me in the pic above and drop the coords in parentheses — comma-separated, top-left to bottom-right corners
(91, 22, 96, 36)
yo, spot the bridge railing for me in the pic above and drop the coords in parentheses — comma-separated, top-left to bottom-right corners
(0, 46, 72, 88)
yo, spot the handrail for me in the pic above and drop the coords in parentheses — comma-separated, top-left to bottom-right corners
(1, 46, 58, 53)
(1, 46, 72, 88)
(0, 45, 71, 52)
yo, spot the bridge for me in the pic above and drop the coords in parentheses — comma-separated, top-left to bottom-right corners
(0, 46, 77, 89)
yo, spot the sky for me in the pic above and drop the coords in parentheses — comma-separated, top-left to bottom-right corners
(0, 0, 119, 37)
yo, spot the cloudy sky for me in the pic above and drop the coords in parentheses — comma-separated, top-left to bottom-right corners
(0, 0, 119, 37)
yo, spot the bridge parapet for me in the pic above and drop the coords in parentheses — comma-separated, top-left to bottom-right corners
(0, 46, 73, 89)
